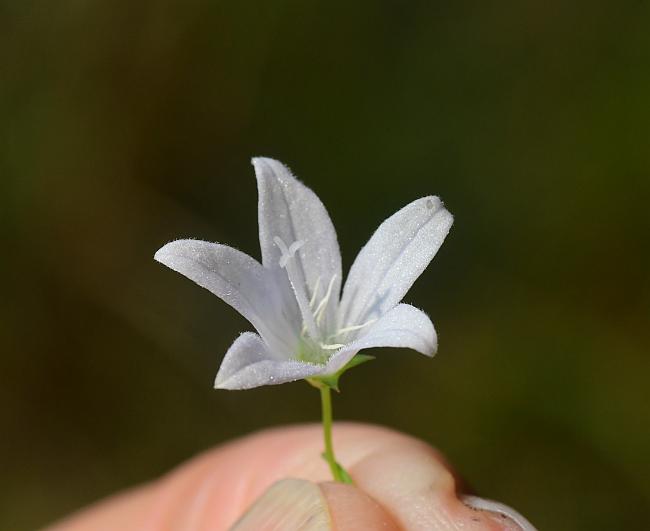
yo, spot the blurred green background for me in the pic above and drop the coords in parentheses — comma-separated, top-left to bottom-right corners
(2, 1, 649, 529)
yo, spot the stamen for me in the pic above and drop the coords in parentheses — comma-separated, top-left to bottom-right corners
(325, 318, 378, 344)
(313, 275, 337, 325)
(309, 276, 321, 308)
(273, 236, 319, 339)
(319, 342, 345, 350)
(333, 319, 377, 336)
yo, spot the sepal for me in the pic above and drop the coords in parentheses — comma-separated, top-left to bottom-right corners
(308, 354, 375, 391)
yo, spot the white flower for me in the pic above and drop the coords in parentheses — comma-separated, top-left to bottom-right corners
(154, 158, 453, 390)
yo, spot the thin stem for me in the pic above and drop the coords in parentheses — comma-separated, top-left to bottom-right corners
(320, 385, 339, 479)
(320, 385, 350, 483)
(309, 378, 353, 484)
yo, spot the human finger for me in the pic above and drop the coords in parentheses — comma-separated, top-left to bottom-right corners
(47, 423, 534, 530)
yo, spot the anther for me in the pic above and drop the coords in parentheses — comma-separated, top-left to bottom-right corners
(319, 342, 345, 350)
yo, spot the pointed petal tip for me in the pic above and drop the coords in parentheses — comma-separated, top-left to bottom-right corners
(423, 344, 438, 357)
(422, 194, 454, 222)
(423, 195, 442, 208)
(153, 239, 189, 264)
(252, 157, 299, 186)
(252, 156, 286, 175)
(251, 156, 276, 166)
(213, 380, 240, 391)
(153, 241, 174, 263)
(213, 377, 231, 390)
(214, 366, 244, 390)
(412, 339, 437, 358)
(425, 196, 454, 241)
(423, 321, 439, 358)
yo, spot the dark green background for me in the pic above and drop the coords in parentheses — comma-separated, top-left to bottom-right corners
(2, 2, 649, 529)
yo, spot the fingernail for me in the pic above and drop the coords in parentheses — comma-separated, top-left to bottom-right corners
(462, 495, 537, 531)
(231, 478, 331, 530)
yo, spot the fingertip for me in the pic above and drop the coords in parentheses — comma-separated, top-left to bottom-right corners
(350, 436, 532, 530)
(462, 495, 537, 531)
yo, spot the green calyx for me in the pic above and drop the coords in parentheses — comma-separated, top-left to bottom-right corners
(307, 353, 375, 392)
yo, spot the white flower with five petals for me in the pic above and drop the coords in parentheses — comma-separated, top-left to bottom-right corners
(154, 158, 453, 390)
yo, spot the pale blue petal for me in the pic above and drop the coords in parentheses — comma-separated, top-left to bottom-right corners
(339, 196, 452, 329)
(254, 157, 342, 335)
(154, 239, 298, 356)
(324, 304, 437, 374)
(215, 332, 325, 390)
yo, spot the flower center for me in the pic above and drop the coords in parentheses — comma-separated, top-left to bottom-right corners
(274, 236, 376, 363)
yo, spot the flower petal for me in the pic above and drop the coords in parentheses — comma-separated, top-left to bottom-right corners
(154, 239, 298, 356)
(215, 332, 325, 390)
(339, 196, 453, 329)
(254, 157, 342, 334)
(324, 304, 437, 374)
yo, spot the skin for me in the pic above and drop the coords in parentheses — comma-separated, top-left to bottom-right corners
(47, 423, 523, 530)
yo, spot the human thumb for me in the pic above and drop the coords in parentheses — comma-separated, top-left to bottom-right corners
(230, 478, 400, 530)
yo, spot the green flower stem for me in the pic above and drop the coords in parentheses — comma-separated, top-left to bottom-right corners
(320, 385, 338, 479)
(319, 385, 353, 484)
